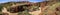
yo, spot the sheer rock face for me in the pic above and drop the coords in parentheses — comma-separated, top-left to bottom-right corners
(2, 1, 41, 15)
(8, 4, 32, 13)
(56, 6, 60, 15)
(56, 7, 60, 11)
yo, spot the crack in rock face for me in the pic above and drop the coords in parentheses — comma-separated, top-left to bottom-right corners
(2, 4, 41, 15)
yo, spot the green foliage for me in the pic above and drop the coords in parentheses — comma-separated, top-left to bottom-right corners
(24, 10, 31, 15)
(0, 5, 3, 11)
(18, 10, 31, 15)
(43, 2, 60, 15)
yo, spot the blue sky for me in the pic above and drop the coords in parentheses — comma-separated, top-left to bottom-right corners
(0, 0, 45, 3)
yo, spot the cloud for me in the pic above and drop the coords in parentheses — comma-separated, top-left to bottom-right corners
(9, 0, 19, 1)
(20, 0, 28, 1)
